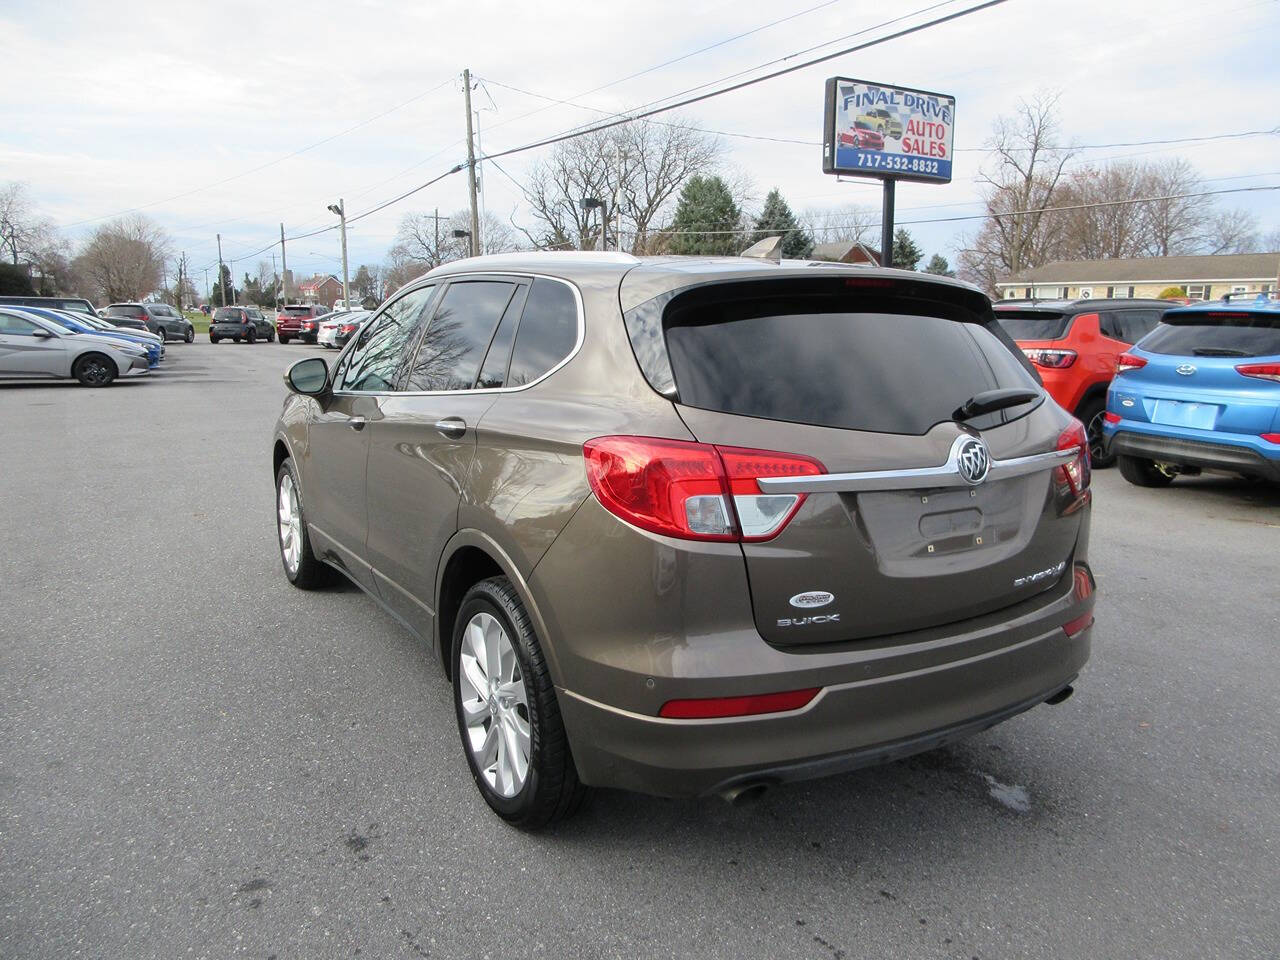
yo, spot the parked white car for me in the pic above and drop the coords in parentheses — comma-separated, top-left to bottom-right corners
(316, 310, 370, 349)
(0, 308, 151, 386)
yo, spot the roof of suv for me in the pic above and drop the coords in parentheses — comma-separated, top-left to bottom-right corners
(995, 297, 1172, 313)
(1164, 293, 1280, 318)
(420, 251, 988, 313)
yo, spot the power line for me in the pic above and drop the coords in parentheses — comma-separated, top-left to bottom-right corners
(59, 75, 457, 230)
(478, 0, 1008, 164)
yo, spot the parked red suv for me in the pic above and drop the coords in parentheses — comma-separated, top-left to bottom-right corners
(276, 304, 328, 344)
(994, 298, 1172, 466)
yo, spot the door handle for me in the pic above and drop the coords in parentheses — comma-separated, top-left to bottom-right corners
(435, 417, 466, 440)
(348, 417, 367, 431)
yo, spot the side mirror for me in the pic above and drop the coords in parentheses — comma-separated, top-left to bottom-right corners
(31, 328, 55, 339)
(285, 356, 329, 396)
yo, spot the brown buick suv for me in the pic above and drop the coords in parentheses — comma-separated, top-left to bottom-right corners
(272, 252, 1096, 827)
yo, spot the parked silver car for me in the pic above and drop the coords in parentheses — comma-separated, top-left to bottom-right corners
(0, 308, 151, 386)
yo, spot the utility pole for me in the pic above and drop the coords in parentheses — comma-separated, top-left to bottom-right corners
(271, 252, 279, 309)
(462, 68, 481, 257)
(434, 206, 440, 264)
(230, 260, 237, 304)
(279, 222, 289, 306)
(216, 233, 226, 308)
(203, 267, 209, 304)
(336, 199, 350, 307)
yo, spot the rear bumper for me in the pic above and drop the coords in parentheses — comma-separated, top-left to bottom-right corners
(1105, 424, 1280, 480)
(559, 622, 1090, 798)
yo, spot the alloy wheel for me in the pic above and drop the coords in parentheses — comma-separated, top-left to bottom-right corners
(82, 358, 112, 385)
(1086, 409, 1107, 462)
(458, 612, 531, 798)
(277, 473, 302, 574)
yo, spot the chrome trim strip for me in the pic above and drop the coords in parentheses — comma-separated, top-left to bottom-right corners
(758, 435, 1076, 494)
(330, 271, 585, 398)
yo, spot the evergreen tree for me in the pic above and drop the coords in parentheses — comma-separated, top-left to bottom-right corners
(209, 263, 235, 306)
(891, 228, 923, 270)
(753, 187, 813, 259)
(668, 175, 743, 256)
(923, 253, 954, 277)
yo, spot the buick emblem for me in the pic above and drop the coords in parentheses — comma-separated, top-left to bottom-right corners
(956, 437, 990, 485)
(1175, 363, 1197, 376)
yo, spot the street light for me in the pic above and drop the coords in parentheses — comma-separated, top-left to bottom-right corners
(580, 197, 605, 251)
(328, 200, 350, 309)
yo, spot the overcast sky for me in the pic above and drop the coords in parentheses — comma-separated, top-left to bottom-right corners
(3, 0, 1277, 291)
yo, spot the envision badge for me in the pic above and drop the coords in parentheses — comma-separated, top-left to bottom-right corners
(1175, 363, 1197, 376)
(789, 591, 835, 609)
(1012, 560, 1067, 587)
(956, 436, 991, 485)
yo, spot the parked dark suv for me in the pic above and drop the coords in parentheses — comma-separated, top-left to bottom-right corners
(272, 253, 1096, 827)
(106, 302, 195, 342)
(210, 306, 276, 343)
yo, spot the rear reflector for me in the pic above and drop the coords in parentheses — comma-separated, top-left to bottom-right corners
(658, 687, 821, 719)
(1063, 564, 1095, 638)
(1056, 420, 1091, 499)
(1063, 612, 1094, 638)
(1115, 352, 1147, 375)
(1235, 362, 1280, 383)
(1103, 411, 1121, 424)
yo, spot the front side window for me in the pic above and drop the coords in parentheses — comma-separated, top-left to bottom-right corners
(0, 312, 40, 335)
(337, 285, 435, 392)
(406, 280, 516, 392)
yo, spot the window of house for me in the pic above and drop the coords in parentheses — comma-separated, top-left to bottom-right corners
(1188, 284, 1206, 301)
(1034, 286, 1061, 299)
(1111, 286, 1132, 299)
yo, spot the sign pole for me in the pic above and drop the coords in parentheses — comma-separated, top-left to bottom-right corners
(880, 179, 895, 269)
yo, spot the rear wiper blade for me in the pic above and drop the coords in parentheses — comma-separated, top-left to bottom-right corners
(1191, 347, 1250, 357)
(953, 387, 1040, 422)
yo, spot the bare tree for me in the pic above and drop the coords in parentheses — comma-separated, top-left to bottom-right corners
(801, 204, 878, 248)
(73, 214, 170, 303)
(389, 209, 517, 270)
(1057, 162, 1149, 261)
(518, 116, 720, 252)
(958, 93, 1076, 293)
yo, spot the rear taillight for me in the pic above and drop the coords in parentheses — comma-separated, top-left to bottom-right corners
(1115, 352, 1147, 375)
(1262, 433, 1280, 445)
(1235, 362, 1280, 383)
(1056, 420, 1091, 499)
(1023, 347, 1077, 368)
(658, 687, 821, 719)
(582, 436, 824, 543)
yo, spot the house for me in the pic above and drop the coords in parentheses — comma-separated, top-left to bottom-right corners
(997, 252, 1279, 302)
(296, 274, 344, 308)
(810, 240, 882, 265)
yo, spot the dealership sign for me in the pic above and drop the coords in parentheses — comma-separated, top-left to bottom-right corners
(823, 78, 955, 184)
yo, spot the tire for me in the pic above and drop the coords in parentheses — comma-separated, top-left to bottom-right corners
(452, 576, 589, 829)
(155, 329, 166, 343)
(184, 326, 195, 343)
(210, 335, 220, 344)
(279, 336, 291, 345)
(247, 327, 257, 344)
(73, 352, 117, 387)
(1118, 454, 1177, 487)
(1077, 397, 1115, 469)
(233, 336, 242, 343)
(267, 328, 275, 343)
(275, 459, 331, 589)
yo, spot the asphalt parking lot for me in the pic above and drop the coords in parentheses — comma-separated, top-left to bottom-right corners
(2, 340, 1278, 960)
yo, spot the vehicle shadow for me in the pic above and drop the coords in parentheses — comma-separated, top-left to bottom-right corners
(0, 379, 150, 390)
(1163, 473, 1280, 510)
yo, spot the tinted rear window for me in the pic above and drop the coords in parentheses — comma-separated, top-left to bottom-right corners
(107, 305, 144, 317)
(213, 308, 246, 320)
(994, 310, 1071, 340)
(1141, 312, 1280, 357)
(281, 306, 313, 316)
(664, 293, 1041, 435)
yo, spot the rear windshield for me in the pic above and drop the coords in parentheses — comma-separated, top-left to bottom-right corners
(1140, 312, 1280, 357)
(59, 301, 92, 314)
(213, 308, 246, 320)
(107, 305, 143, 317)
(281, 306, 313, 316)
(994, 310, 1071, 341)
(660, 287, 1041, 435)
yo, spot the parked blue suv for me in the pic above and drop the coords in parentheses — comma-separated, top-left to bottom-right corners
(9, 306, 164, 368)
(1103, 293, 1280, 485)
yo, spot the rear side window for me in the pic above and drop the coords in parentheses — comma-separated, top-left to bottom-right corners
(506, 278, 578, 387)
(1109, 309, 1164, 343)
(663, 289, 1041, 435)
(993, 310, 1071, 340)
(1140, 312, 1280, 357)
(407, 280, 516, 391)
